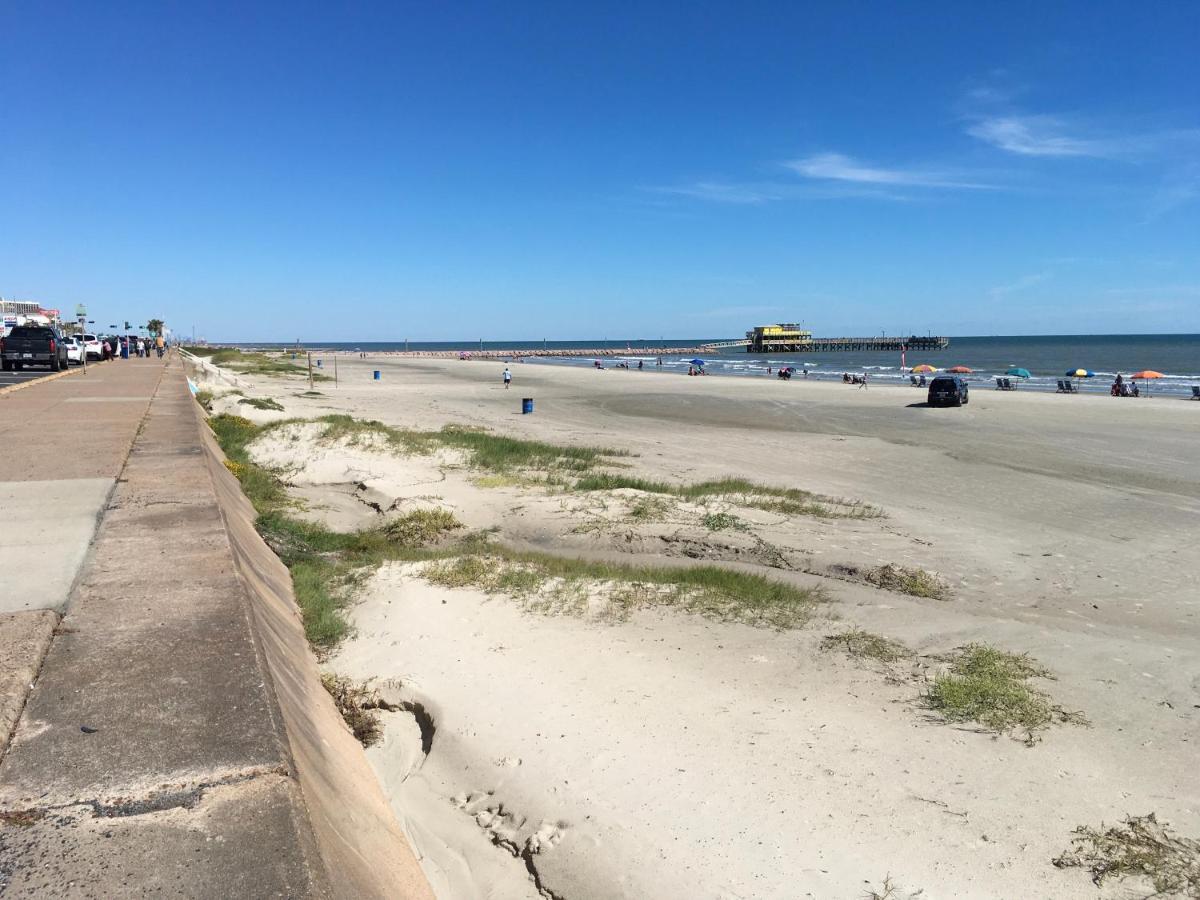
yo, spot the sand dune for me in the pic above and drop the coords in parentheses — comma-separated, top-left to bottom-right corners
(201, 355, 1200, 899)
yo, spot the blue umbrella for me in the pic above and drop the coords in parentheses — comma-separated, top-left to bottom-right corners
(689, 358, 705, 366)
(1065, 368, 1094, 378)
(1006, 367, 1031, 379)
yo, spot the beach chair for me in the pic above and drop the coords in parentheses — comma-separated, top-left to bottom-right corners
(1001, 378, 1014, 390)
(910, 375, 919, 386)
(1192, 386, 1200, 400)
(1065, 381, 1078, 393)
(1056, 379, 1067, 393)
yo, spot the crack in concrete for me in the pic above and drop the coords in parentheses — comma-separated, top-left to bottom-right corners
(0, 764, 290, 821)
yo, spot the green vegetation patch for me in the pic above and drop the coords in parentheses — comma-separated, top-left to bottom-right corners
(253, 508, 465, 649)
(208, 412, 828, 647)
(238, 396, 285, 411)
(867, 564, 950, 599)
(926, 644, 1086, 741)
(207, 413, 464, 648)
(575, 473, 880, 519)
(194, 389, 214, 412)
(311, 414, 630, 473)
(702, 511, 748, 532)
(820, 627, 912, 664)
(381, 508, 463, 546)
(1053, 813, 1200, 897)
(423, 548, 828, 629)
(185, 346, 331, 380)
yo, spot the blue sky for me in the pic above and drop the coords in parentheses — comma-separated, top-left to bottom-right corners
(2, 1, 1197, 341)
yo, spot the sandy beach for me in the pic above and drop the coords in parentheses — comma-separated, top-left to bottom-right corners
(196, 354, 1200, 899)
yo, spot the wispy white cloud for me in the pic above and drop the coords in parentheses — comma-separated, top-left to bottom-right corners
(648, 181, 782, 205)
(968, 116, 1102, 157)
(988, 272, 1050, 297)
(785, 153, 993, 190)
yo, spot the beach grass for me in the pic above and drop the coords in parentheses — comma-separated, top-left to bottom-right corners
(253, 509, 464, 648)
(423, 548, 828, 629)
(575, 472, 880, 519)
(628, 496, 674, 521)
(310, 414, 630, 473)
(207, 411, 829, 645)
(238, 396, 285, 411)
(926, 644, 1086, 741)
(185, 345, 331, 380)
(701, 511, 748, 532)
(194, 389, 214, 412)
(1053, 813, 1200, 896)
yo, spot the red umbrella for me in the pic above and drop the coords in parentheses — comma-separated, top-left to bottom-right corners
(947, 366, 973, 374)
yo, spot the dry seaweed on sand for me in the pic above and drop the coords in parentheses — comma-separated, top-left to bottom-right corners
(1053, 813, 1200, 897)
(321, 674, 383, 746)
(821, 627, 912, 664)
(866, 564, 950, 600)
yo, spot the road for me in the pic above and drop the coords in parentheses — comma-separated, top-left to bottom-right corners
(0, 364, 85, 389)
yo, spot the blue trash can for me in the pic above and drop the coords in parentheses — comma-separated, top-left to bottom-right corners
(522, 398, 534, 414)
(373, 370, 381, 381)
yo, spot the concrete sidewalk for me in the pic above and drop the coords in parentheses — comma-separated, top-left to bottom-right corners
(0, 358, 166, 752)
(0, 357, 166, 614)
(0, 358, 431, 898)
(0, 358, 328, 896)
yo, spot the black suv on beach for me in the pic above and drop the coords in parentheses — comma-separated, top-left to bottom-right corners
(927, 375, 969, 407)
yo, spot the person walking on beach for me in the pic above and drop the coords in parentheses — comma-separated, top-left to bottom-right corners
(502, 367, 512, 389)
(859, 372, 868, 389)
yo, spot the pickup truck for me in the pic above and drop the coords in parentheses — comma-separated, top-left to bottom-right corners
(1, 325, 70, 372)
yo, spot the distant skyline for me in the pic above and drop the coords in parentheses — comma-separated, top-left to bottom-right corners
(2, 2, 1197, 341)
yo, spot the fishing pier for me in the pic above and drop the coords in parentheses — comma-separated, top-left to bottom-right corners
(709, 324, 950, 354)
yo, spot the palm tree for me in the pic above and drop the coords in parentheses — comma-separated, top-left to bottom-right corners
(146, 318, 165, 336)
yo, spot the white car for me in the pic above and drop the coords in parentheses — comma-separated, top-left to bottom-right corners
(77, 333, 104, 360)
(63, 336, 86, 366)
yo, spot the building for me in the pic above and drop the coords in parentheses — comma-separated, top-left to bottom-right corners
(745, 324, 813, 352)
(1, 299, 62, 334)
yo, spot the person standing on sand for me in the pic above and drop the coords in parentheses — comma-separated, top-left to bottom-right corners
(503, 367, 512, 389)
(859, 373, 868, 389)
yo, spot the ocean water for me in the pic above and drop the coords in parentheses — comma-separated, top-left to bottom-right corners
(243, 334, 1200, 398)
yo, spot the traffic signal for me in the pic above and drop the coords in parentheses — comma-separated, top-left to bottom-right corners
(124, 321, 130, 330)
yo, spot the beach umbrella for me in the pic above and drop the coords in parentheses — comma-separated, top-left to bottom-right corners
(1065, 368, 1094, 378)
(948, 366, 973, 374)
(689, 358, 705, 366)
(1129, 370, 1163, 396)
(912, 364, 937, 373)
(1005, 367, 1031, 379)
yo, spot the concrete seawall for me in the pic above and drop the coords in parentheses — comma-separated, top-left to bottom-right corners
(200, 393, 434, 899)
(0, 360, 432, 898)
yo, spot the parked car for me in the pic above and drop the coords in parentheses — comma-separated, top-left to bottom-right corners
(927, 375, 970, 407)
(1, 325, 69, 371)
(77, 333, 104, 360)
(63, 336, 86, 366)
